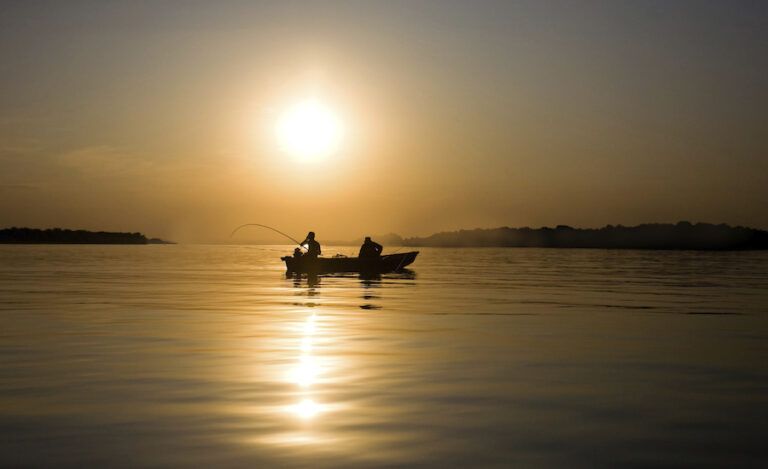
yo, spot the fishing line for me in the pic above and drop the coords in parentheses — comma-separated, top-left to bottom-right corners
(230, 223, 307, 250)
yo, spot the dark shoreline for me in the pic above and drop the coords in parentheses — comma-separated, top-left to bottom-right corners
(0, 228, 173, 245)
(400, 222, 768, 251)
(328, 222, 768, 251)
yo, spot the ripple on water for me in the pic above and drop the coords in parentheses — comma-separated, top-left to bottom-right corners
(1, 245, 767, 466)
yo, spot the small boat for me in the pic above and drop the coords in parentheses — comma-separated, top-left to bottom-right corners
(281, 251, 419, 274)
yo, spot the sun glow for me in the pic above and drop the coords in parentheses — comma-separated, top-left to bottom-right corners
(276, 99, 344, 161)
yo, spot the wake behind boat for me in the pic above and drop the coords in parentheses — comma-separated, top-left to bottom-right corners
(282, 251, 419, 274)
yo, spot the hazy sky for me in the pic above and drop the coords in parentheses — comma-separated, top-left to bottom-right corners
(1, 1, 766, 242)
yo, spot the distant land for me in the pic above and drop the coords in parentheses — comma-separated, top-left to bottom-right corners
(0, 228, 173, 245)
(4, 223, 767, 250)
(329, 223, 768, 250)
(396, 222, 768, 250)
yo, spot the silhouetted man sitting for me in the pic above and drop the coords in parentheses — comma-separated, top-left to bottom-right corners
(358, 236, 383, 258)
(300, 231, 321, 259)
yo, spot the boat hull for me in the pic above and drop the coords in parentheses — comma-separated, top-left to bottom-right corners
(281, 251, 419, 274)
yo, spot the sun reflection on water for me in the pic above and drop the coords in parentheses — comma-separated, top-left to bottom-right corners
(288, 311, 324, 420)
(291, 398, 322, 419)
(292, 354, 319, 388)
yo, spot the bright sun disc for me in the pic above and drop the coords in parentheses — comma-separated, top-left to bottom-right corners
(276, 100, 343, 161)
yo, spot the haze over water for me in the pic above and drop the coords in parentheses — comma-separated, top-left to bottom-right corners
(2, 245, 767, 467)
(3, 2, 767, 240)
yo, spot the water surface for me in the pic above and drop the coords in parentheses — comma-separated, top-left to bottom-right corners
(1, 246, 767, 467)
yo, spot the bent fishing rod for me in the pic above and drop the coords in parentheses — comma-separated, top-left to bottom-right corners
(230, 223, 308, 250)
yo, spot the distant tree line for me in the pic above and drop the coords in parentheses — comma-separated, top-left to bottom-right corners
(401, 222, 768, 250)
(0, 227, 170, 244)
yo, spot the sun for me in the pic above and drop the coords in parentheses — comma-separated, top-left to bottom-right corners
(276, 99, 344, 161)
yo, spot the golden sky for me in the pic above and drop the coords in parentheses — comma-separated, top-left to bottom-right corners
(1, 1, 766, 242)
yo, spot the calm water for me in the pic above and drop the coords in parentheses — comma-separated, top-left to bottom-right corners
(1, 245, 768, 467)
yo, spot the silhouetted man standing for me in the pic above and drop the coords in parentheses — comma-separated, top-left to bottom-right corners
(358, 236, 383, 258)
(301, 231, 321, 259)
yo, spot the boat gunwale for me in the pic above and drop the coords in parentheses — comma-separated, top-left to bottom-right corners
(281, 251, 419, 274)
